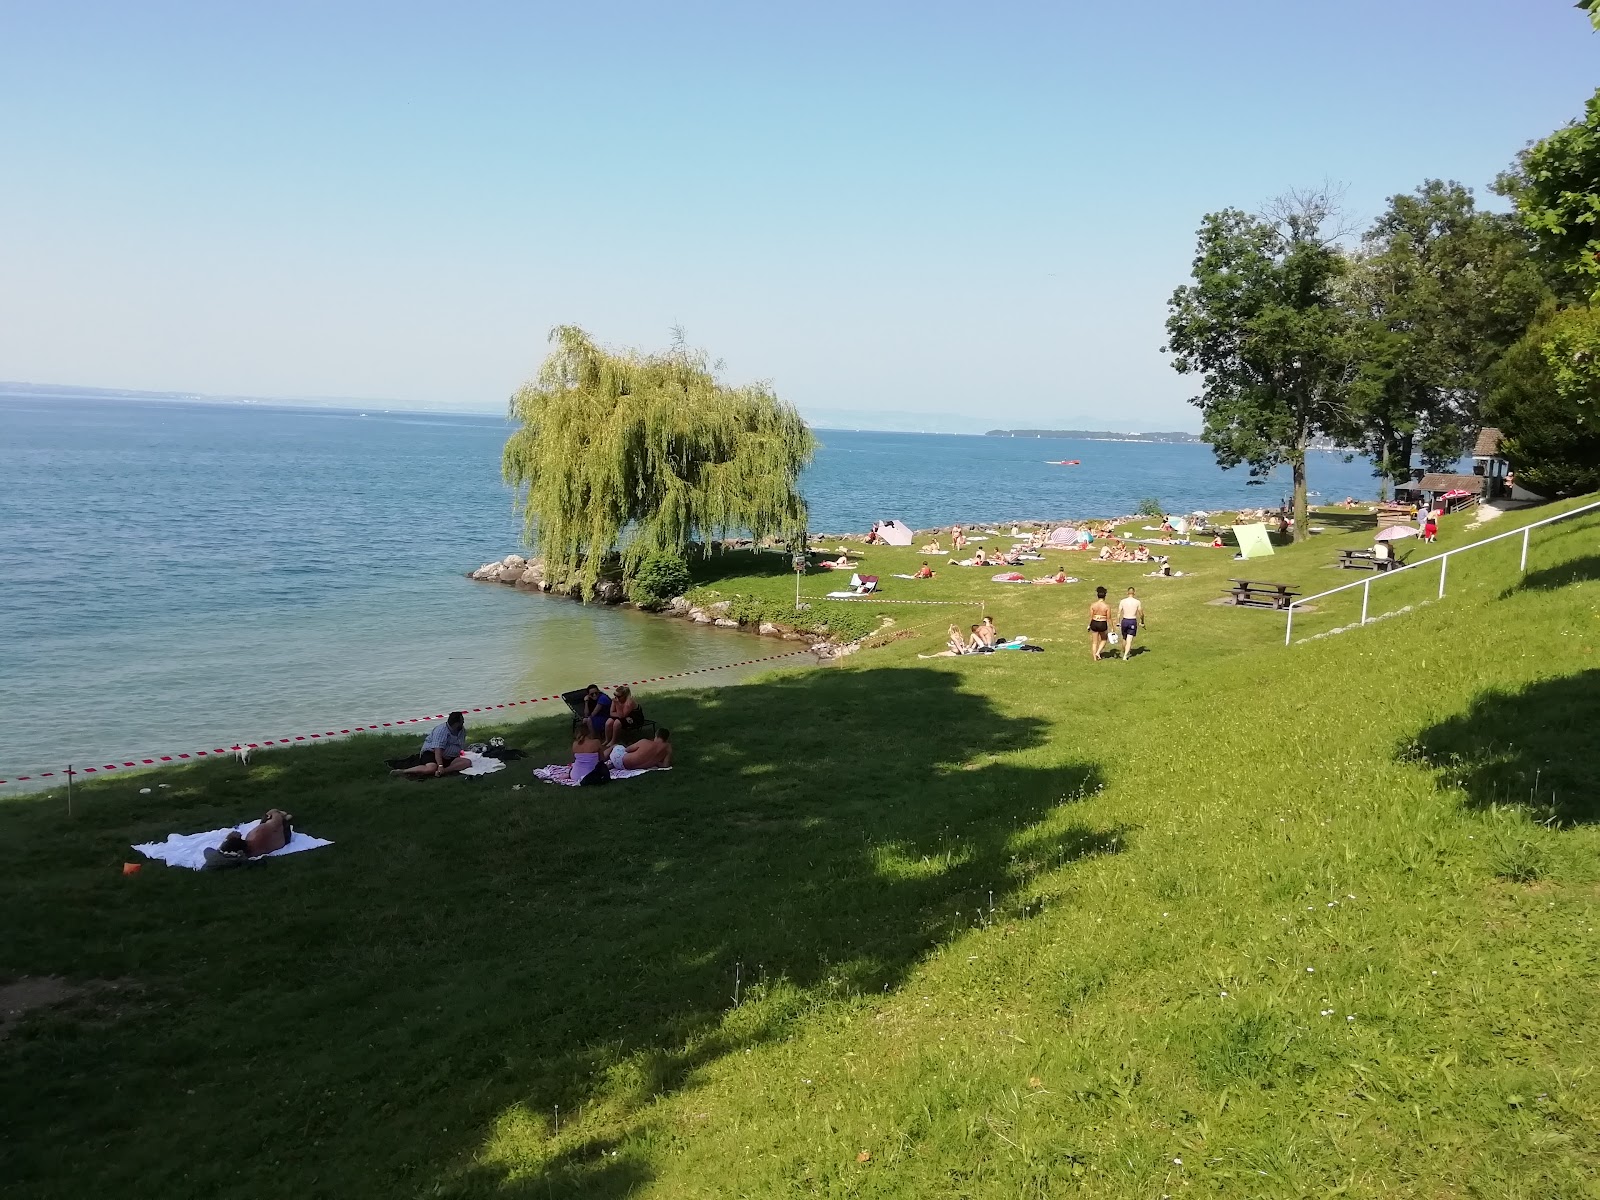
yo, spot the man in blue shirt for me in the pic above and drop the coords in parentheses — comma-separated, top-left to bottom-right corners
(392, 711, 470, 778)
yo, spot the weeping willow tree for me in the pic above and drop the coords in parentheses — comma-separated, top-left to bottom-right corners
(502, 326, 817, 597)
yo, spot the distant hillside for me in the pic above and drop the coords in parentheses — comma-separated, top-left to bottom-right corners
(986, 428, 1203, 443)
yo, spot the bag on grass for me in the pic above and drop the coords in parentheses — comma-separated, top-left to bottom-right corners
(579, 759, 611, 786)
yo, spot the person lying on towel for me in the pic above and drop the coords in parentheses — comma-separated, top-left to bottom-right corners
(608, 727, 673, 771)
(204, 809, 293, 868)
(393, 711, 471, 778)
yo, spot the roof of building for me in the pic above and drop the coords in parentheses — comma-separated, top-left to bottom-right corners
(1417, 472, 1485, 494)
(1473, 427, 1503, 457)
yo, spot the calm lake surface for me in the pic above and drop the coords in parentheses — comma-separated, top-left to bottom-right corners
(0, 394, 1380, 782)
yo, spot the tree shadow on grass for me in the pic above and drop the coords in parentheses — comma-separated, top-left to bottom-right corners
(1401, 669, 1600, 825)
(0, 665, 1121, 1200)
(687, 546, 795, 586)
(1499, 554, 1600, 598)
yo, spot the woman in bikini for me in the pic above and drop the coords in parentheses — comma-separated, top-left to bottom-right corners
(1087, 586, 1112, 661)
(564, 721, 605, 783)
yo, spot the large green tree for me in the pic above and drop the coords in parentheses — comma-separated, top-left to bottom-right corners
(1485, 303, 1600, 497)
(1498, 87, 1600, 299)
(1344, 181, 1548, 495)
(502, 326, 816, 597)
(1165, 191, 1356, 542)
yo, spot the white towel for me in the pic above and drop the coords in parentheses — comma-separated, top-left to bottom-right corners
(531, 765, 670, 788)
(133, 820, 333, 871)
(459, 750, 506, 777)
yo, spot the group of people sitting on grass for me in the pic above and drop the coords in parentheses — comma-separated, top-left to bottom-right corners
(920, 615, 1007, 656)
(1094, 540, 1160, 564)
(390, 685, 674, 785)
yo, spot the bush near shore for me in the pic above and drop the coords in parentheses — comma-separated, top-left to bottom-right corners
(3, 499, 1598, 1198)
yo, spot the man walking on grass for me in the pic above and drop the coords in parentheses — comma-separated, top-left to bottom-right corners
(1118, 587, 1145, 660)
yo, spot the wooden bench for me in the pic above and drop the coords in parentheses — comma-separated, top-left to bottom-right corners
(1338, 549, 1376, 570)
(1225, 578, 1300, 609)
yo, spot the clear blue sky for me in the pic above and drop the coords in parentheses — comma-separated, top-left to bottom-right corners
(0, 1, 1594, 430)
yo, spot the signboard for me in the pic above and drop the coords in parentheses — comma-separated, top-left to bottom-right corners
(1231, 522, 1275, 559)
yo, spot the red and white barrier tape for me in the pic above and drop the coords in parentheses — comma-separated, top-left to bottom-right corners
(0, 648, 813, 786)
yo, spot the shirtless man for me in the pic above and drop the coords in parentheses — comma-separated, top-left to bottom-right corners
(204, 809, 293, 868)
(1087, 586, 1112, 661)
(609, 727, 673, 771)
(1117, 587, 1145, 660)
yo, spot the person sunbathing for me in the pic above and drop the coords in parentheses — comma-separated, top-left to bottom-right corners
(610, 727, 673, 771)
(914, 562, 934, 578)
(921, 539, 943, 554)
(819, 555, 856, 569)
(1133, 545, 1151, 562)
(562, 721, 606, 783)
(603, 685, 645, 747)
(393, 711, 471, 777)
(971, 548, 989, 566)
(1033, 568, 1070, 584)
(206, 809, 294, 866)
(1096, 544, 1113, 560)
(919, 624, 970, 658)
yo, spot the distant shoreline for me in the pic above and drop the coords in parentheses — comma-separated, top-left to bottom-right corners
(986, 428, 1203, 443)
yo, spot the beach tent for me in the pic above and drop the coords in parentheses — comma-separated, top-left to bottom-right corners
(877, 520, 913, 546)
(1231, 522, 1275, 559)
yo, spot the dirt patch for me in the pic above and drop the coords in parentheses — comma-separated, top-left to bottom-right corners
(0, 976, 82, 1039)
(0, 976, 134, 1040)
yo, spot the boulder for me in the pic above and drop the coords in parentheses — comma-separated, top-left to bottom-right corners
(594, 580, 624, 604)
(689, 609, 712, 623)
(758, 622, 782, 637)
(471, 563, 501, 581)
(499, 567, 525, 585)
(713, 617, 740, 628)
(502, 554, 526, 569)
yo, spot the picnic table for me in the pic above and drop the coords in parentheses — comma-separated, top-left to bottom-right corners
(1225, 578, 1300, 609)
(1338, 548, 1376, 570)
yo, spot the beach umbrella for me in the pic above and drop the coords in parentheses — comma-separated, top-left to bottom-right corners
(1375, 525, 1417, 541)
(877, 519, 913, 546)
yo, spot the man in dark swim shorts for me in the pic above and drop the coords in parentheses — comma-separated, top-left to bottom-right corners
(1087, 586, 1111, 661)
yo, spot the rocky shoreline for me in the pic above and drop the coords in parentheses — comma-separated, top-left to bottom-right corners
(466, 553, 856, 658)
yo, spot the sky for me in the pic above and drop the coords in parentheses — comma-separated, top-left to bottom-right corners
(0, 2, 1595, 432)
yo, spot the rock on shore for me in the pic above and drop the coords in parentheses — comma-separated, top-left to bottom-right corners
(467, 554, 839, 653)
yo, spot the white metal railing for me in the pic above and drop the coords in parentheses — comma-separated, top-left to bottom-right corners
(1284, 497, 1600, 645)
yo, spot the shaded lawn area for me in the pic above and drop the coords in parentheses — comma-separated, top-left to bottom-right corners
(0, 666, 1116, 1198)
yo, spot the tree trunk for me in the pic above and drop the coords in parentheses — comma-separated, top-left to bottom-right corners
(1292, 455, 1309, 544)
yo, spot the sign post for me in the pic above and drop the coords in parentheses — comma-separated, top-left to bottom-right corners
(792, 550, 807, 613)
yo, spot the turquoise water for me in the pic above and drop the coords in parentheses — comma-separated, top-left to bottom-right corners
(0, 393, 1379, 783)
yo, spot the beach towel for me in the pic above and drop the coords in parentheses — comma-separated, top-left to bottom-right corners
(531, 764, 670, 787)
(991, 572, 1027, 582)
(459, 750, 506, 777)
(891, 573, 920, 580)
(133, 820, 333, 871)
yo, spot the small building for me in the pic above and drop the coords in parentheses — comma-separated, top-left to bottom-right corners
(1472, 427, 1509, 499)
(1415, 472, 1486, 512)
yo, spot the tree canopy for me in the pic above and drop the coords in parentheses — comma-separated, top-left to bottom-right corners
(1498, 87, 1600, 300)
(1343, 181, 1548, 493)
(1164, 191, 1355, 541)
(502, 326, 816, 597)
(1485, 303, 1600, 497)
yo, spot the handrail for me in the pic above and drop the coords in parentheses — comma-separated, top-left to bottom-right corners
(1284, 497, 1600, 645)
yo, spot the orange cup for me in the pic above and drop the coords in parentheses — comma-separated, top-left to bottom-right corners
(122, 862, 142, 876)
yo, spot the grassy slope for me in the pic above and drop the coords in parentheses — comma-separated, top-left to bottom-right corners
(2, 502, 1597, 1198)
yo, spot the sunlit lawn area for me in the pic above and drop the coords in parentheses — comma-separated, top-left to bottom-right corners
(2, 499, 1597, 1197)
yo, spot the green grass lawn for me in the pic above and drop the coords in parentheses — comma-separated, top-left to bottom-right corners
(3, 500, 1598, 1198)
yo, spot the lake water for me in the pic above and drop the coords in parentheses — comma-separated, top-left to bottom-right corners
(0, 394, 1379, 784)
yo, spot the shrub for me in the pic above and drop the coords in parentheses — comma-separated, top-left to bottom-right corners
(628, 551, 693, 608)
(1137, 497, 1165, 518)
